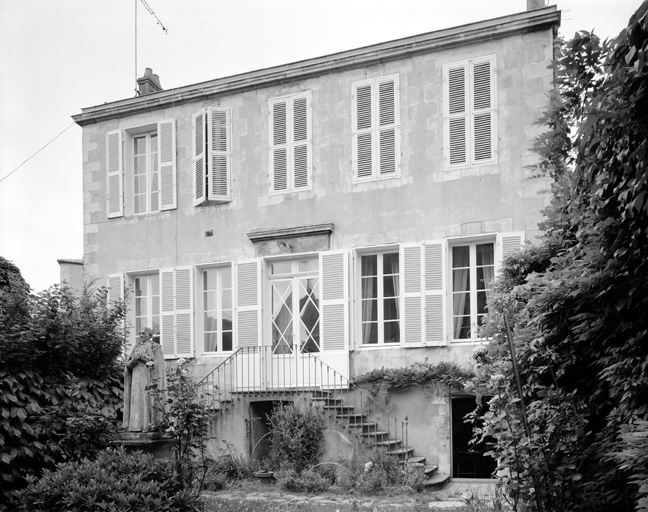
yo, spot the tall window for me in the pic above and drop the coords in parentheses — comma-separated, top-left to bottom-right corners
(352, 75, 400, 182)
(134, 274, 160, 339)
(269, 92, 312, 194)
(451, 242, 494, 339)
(444, 56, 496, 169)
(133, 133, 159, 214)
(361, 252, 400, 344)
(269, 258, 320, 354)
(202, 266, 233, 353)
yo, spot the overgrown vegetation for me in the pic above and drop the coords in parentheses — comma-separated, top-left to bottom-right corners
(269, 403, 325, 470)
(14, 447, 198, 512)
(470, 4, 648, 511)
(352, 361, 473, 392)
(0, 257, 125, 506)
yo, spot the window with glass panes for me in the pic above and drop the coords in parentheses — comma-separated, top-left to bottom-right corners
(451, 242, 494, 339)
(133, 132, 159, 214)
(202, 266, 233, 353)
(360, 252, 400, 344)
(134, 274, 160, 340)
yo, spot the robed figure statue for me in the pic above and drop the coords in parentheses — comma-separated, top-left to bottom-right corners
(123, 328, 166, 432)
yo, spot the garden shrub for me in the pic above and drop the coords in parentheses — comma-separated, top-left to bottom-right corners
(14, 447, 199, 512)
(275, 467, 330, 493)
(269, 403, 324, 470)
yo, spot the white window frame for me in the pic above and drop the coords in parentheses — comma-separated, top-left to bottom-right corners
(198, 263, 234, 356)
(352, 74, 401, 183)
(443, 55, 496, 170)
(355, 246, 401, 347)
(132, 131, 159, 215)
(268, 91, 312, 195)
(125, 270, 161, 350)
(447, 236, 496, 342)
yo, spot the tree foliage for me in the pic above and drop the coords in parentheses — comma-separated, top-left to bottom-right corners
(0, 257, 126, 506)
(471, 4, 648, 511)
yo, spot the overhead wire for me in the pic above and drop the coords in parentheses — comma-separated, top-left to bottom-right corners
(0, 122, 76, 185)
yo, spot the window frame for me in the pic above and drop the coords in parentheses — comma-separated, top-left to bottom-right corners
(443, 55, 497, 170)
(448, 237, 496, 342)
(355, 246, 401, 348)
(124, 270, 161, 350)
(351, 74, 401, 183)
(198, 263, 234, 356)
(268, 91, 313, 195)
(132, 131, 160, 215)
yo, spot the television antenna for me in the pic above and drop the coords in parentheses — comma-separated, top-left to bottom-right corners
(135, 0, 168, 95)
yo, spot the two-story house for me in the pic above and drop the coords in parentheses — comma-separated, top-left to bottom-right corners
(73, 4, 560, 482)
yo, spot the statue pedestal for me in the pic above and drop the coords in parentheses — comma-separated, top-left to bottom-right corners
(113, 431, 175, 460)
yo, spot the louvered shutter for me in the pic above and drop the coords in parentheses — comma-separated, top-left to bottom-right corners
(192, 110, 207, 206)
(445, 64, 468, 167)
(378, 78, 400, 177)
(292, 95, 311, 190)
(496, 232, 524, 273)
(106, 130, 123, 218)
(236, 259, 261, 349)
(161, 269, 176, 357)
(174, 267, 194, 357)
(401, 244, 424, 344)
(157, 119, 177, 210)
(424, 240, 447, 346)
(208, 108, 231, 202)
(106, 273, 124, 308)
(353, 83, 373, 180)
(320, 251, 349, 351)
(270, 100, 289, 193)
(471, 59, 495, 163)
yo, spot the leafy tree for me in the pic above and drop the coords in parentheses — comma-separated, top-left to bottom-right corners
(0, 257, 126, 506)
(471, 3, 648, 511)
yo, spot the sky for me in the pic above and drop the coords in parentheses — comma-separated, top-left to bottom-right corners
(0, 0, 640, 292)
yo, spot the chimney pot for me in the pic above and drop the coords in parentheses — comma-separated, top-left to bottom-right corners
(137, 68, 163, 95)
(527, 0, 548, 10)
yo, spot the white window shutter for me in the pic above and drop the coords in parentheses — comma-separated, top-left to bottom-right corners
(106, 130, 123, 218)
(445, 64, 469, 167)
(235, 259, 261, 349)
(471, 58, 496, 163)
(424, 240, 447, 346)
(352, 84, 373, 180)
(208, 108, 231, 202)
(496, 232, 524, 274)
(292, 95, 311, 190)
(320, 250, 349, 352)
(378, 78, 400, 177)
(106, 273, 124, 308)
(192, 110, 207, 206)
(174, 266, 194, 357)
(270, 100, 289, 193)
(157, 119, 176, 211)
(401, 244, 424, 344)
(160, 269, 176, 357)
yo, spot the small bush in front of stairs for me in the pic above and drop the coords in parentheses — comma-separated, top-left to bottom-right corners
(14, 447, 198, 512)
(269, 403, 325, 470)
(275, 467, 330, 493)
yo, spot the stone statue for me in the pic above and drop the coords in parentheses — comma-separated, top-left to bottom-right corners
(123, 328, 166, 432)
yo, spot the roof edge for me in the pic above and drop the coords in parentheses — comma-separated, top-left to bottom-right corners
(73, 6, 560, 126)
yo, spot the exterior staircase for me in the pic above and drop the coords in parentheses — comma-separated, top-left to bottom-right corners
(197, 347, 450, 490)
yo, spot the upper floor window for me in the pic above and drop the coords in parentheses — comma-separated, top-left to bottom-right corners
(451, 241, 494, 340)
(133, 132, 159, 214)
(269, 92, 312, 194)
(106, 120, 176, 219)
(352, 74, 400, 182)
(443, 56, 496, 169)
(360, 251, 400, 344)
(193, 108, 231, 205)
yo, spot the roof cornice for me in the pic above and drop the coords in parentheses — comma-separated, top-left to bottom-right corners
(73, 7, 559, 126)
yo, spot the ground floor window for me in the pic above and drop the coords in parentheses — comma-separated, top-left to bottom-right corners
(451, 241, 494, 340)
(202, 266, 233, 353)
(360, 251, 400, 344)
(134, 273, 160, 341)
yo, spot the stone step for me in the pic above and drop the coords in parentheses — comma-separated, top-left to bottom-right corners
(347, 422, 378, 432)
(311, 390, 333, 398)
(385, 447, 414, 459)
(360, 430, 391, 442)
(374, 439, 402, 450)
(324, 405, 356, 414)
(423, 473, 451, 490)
(400, 456, 426, 465)
(335, 413, 365, 424)
(424, 465, 438, 477)
(311, 397, 343, 406)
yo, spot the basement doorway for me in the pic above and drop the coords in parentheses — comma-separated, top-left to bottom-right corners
(451, 396, 496, 479)
(248, 400, 290, 462)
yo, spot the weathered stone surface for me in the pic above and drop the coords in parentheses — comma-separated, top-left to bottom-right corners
(320, 428, 354, 463)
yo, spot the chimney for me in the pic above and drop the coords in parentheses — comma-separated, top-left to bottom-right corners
(137, 68, 163, 95)
(527, 0, 548, 10)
